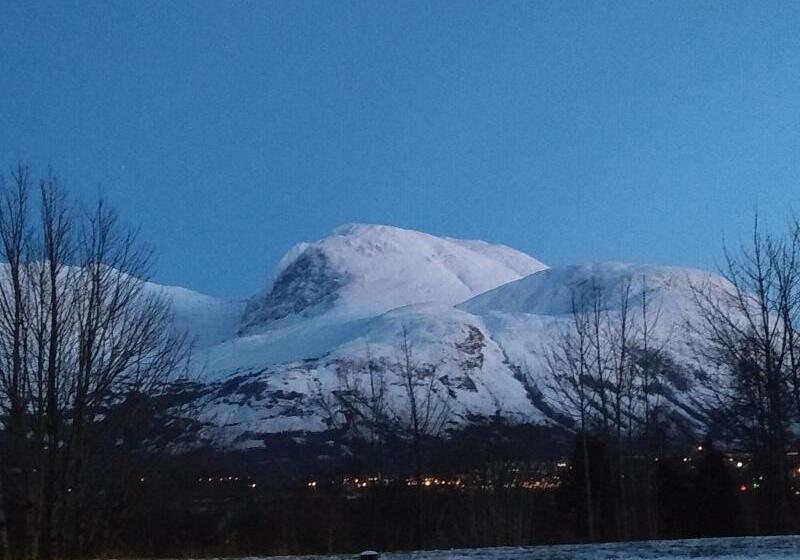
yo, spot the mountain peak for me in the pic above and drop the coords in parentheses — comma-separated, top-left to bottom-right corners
(241, 224, 545, 329)
(329, 222, 396, 236)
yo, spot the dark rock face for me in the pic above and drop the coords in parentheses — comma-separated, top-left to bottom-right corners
(449, 325, 486, 392)
(241, 248, 351, 328)
(456, 325, 486, 372)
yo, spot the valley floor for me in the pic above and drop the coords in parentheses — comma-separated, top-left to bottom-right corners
(255, 535, 800, 559)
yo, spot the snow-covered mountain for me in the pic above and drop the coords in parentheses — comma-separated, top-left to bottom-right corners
(161, 225, 728, 449)
(188, 224, 545, 375)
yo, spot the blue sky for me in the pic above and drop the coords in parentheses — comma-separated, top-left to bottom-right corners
(2, 1, 800, 298)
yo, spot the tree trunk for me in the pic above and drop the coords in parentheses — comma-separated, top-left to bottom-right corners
(581, 429, 595, 541)
(0, 470, 11, 560)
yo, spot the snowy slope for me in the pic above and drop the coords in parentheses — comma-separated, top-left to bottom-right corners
(147, 283, 243, 349)
(459, 263, 733, 432)
(0, 264, 243, 351)
(463, 262, 719, 317)
(194, 303, 550, 448)
(460, 262, 727, 373)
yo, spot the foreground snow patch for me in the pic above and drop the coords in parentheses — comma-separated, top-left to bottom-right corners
(255, 535, 800, 559)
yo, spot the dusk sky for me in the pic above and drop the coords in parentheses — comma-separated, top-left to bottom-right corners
(3, 1, 800, 298)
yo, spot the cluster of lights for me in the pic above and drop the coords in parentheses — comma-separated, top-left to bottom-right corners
(195, 448, 800, 500)
(335, 475, 563, 491)
(196, 475, 258, 488)
(343, 476, 383, 489)
(520, 478, 561, 490)
(197, 476, 243, 483)
(402, 475, 560, 491)
(407, 477, 463, 488)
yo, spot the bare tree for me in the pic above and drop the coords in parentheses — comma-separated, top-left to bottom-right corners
(545, 292, 596, 540)
(586, 280, 613, 435)
(62, 200, 188, 555)
(392, 326, 450, 483)
(690, 215, 800, 532)
(311, 343, 390, 469)
(311, 327, 451, 549)
(605, 278, 635, 538)
(390, 325, 450, 549)
(547, 274, 665, 540)
(0, 165, 189, 560)
(630, 274, 663, 538)
(35, 176, 73, 560)
(0, 169, 37, 559)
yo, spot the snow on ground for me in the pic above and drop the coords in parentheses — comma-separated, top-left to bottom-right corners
(251, 535, 800, 559)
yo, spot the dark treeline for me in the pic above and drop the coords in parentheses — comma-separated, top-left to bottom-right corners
(2, 166, 800, 558)
(39, 424, 796, 558)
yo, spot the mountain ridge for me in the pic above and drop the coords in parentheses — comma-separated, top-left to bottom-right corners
(146, 224, 729, 449)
